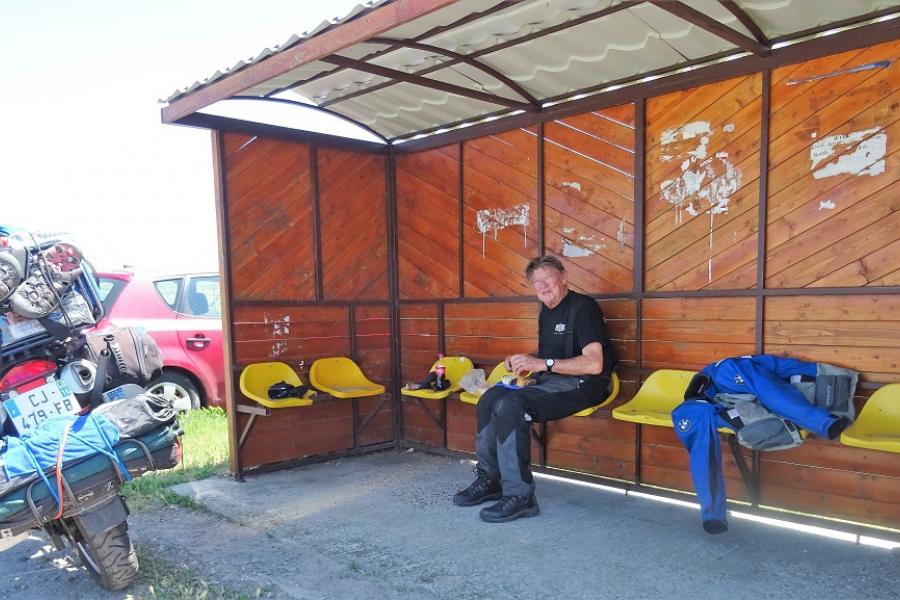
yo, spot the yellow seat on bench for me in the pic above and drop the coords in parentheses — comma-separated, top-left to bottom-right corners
(841, 383, 900, 454)
(612, 369, 733, 433)
(309, 357, 385, 398)
(573, 372, 620, 416)
(459, 362, 515, 405)
(612, 369, 695, 427)
(239, 362, 314, 408)
(401, 356, 473, 400)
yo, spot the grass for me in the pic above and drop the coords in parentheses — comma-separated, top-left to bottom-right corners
(135, 544, 266, 600)
(122, 407, 229, 512)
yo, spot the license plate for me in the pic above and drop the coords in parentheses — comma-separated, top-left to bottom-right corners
(2, 379, 80, 434)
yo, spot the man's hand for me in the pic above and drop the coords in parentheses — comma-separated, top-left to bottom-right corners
(506, 354, 543, 374)
(505, 343, 604, 376)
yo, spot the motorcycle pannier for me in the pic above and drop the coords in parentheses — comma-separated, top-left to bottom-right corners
(81, 327, 163, 390)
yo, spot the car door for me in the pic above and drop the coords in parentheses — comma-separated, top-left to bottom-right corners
(175, 275, 225, 405)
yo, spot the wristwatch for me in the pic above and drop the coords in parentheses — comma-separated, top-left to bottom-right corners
(545, 358, 555, 372)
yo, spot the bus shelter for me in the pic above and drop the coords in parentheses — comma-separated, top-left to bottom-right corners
(161, 0, 900, 541)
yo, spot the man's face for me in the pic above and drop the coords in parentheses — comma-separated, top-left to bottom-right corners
(529, 266, 568, 309)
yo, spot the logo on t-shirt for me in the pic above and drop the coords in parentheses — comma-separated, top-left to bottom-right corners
(554, 323, 566, 333)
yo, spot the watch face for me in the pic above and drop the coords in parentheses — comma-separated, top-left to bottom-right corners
(546, 359, 554, 369)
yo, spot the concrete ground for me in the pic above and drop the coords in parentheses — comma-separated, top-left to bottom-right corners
(2, 449, 898, 599)
(152, 449, 898, 600)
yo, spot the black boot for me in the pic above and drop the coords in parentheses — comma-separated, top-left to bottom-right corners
(479, 494, 539, 523)
(452, 467, 502, 506)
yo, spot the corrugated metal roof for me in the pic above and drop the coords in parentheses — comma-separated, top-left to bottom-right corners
(163, 0, 900, 142)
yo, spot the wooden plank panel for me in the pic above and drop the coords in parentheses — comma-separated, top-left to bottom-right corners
(542, 141, 635, 294)
(463, 128, 539, 297)
(645, 74, 762, 291)
(237, 398, 354, 469)
(764, 295, 900, 382)
(397, 145, 461, 299)
(224, 133, 316, 301)
(642, 297, 755, 370)
(232, 305, 349, 367)
(318, 148, 388, 300)
(402, 400, 443, 446)
(447, 400, 476, 453)
(400, 304, 439, 382)
(766, 43, 900, 288)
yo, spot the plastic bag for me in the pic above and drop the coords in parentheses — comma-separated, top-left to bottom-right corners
(459, 368, 487, 395)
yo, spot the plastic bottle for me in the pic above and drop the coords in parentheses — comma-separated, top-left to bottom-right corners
(435, 353, 446, 389)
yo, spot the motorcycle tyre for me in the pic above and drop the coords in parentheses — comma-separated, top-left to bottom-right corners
(71, 521, 139, 591)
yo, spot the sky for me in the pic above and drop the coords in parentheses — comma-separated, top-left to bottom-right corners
(0, 0, 369, 272)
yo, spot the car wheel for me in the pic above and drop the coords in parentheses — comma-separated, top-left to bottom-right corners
(147, 372, 201, 412)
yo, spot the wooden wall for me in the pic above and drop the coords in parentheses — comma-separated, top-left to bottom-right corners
(222, 134, 393, 471)
(218, 40, 899, 530)
(394, 40, 899, 530)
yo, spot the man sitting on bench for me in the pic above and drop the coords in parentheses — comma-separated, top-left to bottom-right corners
(453, 255, 617, 522)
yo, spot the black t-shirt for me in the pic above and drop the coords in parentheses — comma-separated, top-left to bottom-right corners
(538, 290, 617, 381)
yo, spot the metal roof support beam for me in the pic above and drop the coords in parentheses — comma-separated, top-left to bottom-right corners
(278, 0, 528, 96)
(650, 0, 770, 56)
(317, 0, 644, 110)
(319, 55, 534, 110)
(161, 0, 459, 124)
(719, 0, 768, 43)
(328, 37, 542, 107)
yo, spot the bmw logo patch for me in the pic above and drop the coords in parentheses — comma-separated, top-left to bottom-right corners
(677, 418, 691, 432)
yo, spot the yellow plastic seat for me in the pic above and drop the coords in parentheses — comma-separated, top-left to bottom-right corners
(841, 383, 900, 453)
(573, 372, 621, 417)
(612, 369, 733, 434)
(239, 362, 315, 408)
(401, 356, 474, 400)
(309, 357, 385, 398)
(459, 362, 515, 405)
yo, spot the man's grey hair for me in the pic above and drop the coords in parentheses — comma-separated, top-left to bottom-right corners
(525, 255, 565, 279)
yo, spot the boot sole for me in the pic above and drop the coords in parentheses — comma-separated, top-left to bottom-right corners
(479, 503, 540, 523)
(452, 491, 502, 507)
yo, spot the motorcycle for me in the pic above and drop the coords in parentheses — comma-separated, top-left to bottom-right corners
(0, 228, 181, 591)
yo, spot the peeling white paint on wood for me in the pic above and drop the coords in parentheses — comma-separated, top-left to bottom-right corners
(661, 121, 712, 145)
(561, 181, 582, 192)
(617, 220, 626, 246)
(810, 127, 886, 179)
(818, 200, 836, 210)
(477, 203, 529, 257)
(562, 239, 594, 257)
(659, 120, 743, 283)
(561, 226, 576, 234)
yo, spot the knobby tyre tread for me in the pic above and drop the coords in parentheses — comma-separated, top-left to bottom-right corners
(74, 522, 139, 591)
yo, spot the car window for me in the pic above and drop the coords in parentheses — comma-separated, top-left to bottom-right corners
(154, 278, 183, 309)
(98, 277, 127, 314)
(185, 276, 221, 318)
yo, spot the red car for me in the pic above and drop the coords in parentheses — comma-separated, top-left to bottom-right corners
(93, 271, 224, 411)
